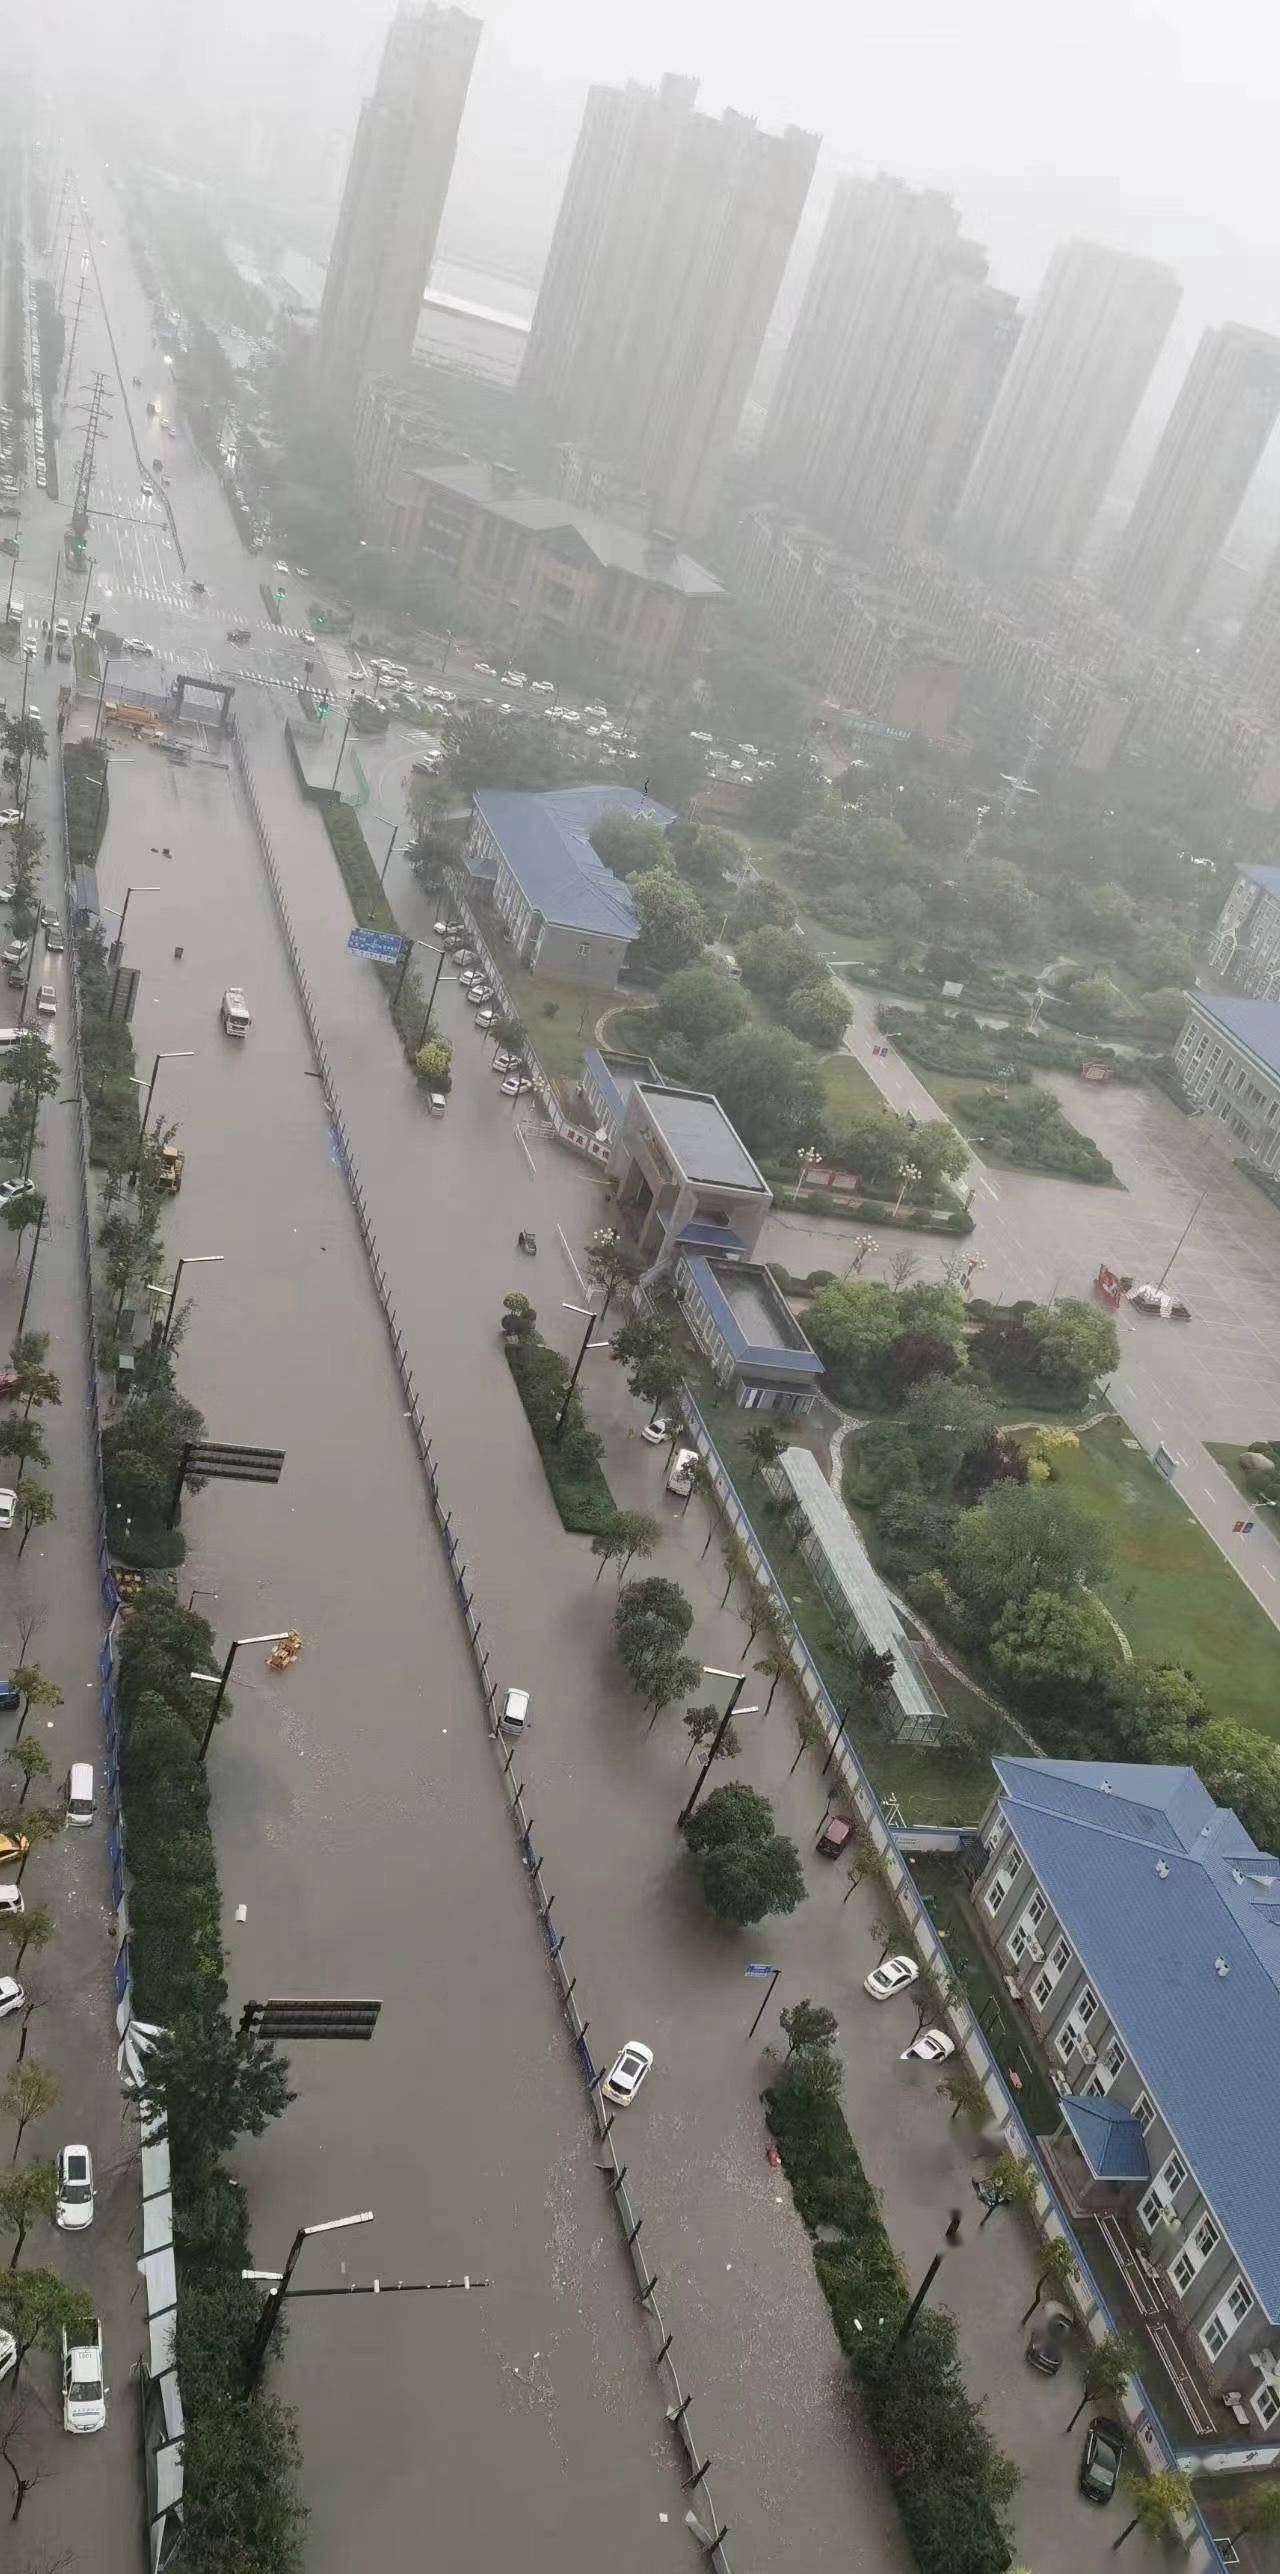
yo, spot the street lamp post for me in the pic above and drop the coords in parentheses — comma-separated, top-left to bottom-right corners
(131, 1048, 194, 1180)
(16, 1203, 44, 1336)
(415, 942, 450, 1049)
(105, 883, 160, 967)
(5, 545, 19, 621)
(553, 1304, 608, 1443)
(330, 709, 353, 794)
(792, 1144, 822, 1202)
(192, 1629, 293, 1759)
(152, 1251, 225, 1349)
(19, 645, 34, 724)
(679, 1669, 759, 1827)
(78, 554, 95, 627)
(242, 2210, 374, 2393)
(892, 1160, 921, 1219)
(379, 823, 399, 885)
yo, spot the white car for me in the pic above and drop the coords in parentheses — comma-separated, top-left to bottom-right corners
(601, 2040, 653, 2108)
(0, 1491, 17, 1532)
(475, 1008, 496, 1031)
(123, 637, 155, 657)
(864, 1955, 919, 2002)
(530, 677, 555, 693)
(36, 984, 55, 1017)
(640, 1416, 673, 1445)
(273, 559, 289, 574)
(901, 2029, 956, 2064)
(491, 1051, 514, 1074)
(0, 1884, 21, 1915)
(500, 1074, 532, 1097)
(0, 1974, 25, 2019)
(473, 660, 497, 676)
(293, 565, 311, 578)
(56, 2143, 95, 2231)
(502, 669, 527, 687)
(584, 702, 608, 718)
(0, 1178, 33, 1206)
(501, 1685, 530, 1733)
(62, 2320, 106, 2434)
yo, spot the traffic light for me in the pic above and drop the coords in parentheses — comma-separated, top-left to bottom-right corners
(275, 586, 286, 601)
(316, 695, 330, 719)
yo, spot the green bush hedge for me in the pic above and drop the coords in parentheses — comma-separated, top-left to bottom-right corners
(504, 1323, 617, 1534)
(757, 1164, 974, 1233)
(767, 2061, 1017, 2574)
(117, 1594, 305, 2571)
(878, 1002, 1143, 1086)
(950, 1086, 1118, 1184)
(63, 737, 109, 866)
(320, 805, 436, 1060)
(77, 925, 141, 1168)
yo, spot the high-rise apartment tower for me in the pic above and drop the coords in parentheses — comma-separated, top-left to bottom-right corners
(313, 3, 481, 411)
(950, 239, 1180, 581)
(760, 174, 1017, 554)
(521, 72, 817, 540)
(1109, 323, 1280, 639)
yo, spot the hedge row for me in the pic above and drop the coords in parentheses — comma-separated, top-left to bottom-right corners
(504, 1320, 617, 1534)
(766, 2061, 1017, 2574)
(116, 1594, 305, 2571)
(321, 803, 437, 1060)
(77, 923, 142, 1169)
(877, 1003, 1144, 1087)
(757, 1163, 974, 1234)
(63, 737, 109, 866)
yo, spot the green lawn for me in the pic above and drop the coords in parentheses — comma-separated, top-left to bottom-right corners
(1206, 1439, 1280, 1521)
(1052, 1419, 1280, 1734)
(477, 935, 607, 1095)
(908, 1859, 1061, 2133)
(911, 1066, 1119, 1183)
(819, 1051, 883, 1123)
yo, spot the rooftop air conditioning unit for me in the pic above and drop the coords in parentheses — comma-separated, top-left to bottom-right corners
(1078, 2039, 1097, 2065)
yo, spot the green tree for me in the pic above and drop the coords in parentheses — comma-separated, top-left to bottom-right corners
(617, 1623, 700, 1723)
(693, 1827, 807, 1926)
(1112, 2466, 1193, 2552)
(702, 1022, 825, 1156)
(879, 882, 925, 956)
(610, 1313, 680, 1417)
(500, 1291, 537, 1344)
(16, 1477, 54, 1558)
(628, 866, 707, 972)
(784, 978, 849, 1048)
(1029, 1298, 1119, 1397)
(938, 2061, 990, 2127)
(442, 706, 566, 796)
(0, 1902, 52, 1976)
(1, 1035, 59, 1115)
(780, 1997, 838, 2059)
(805, 1278, 901, 1387)
(0, 2268, 92, 2385)
(683, 1700, 741, 1765)
(616, 1575, 693, 1644)
(583, 1226, 644, 1320)
(985, 2150, 1039, 2224)
(990, 1589, 1114, 1707)
(1, 1191, 43, 1253)
(736, 924, 816, 1000)
(631, 720, 707, 811)
(0, 1417, 49, 1479)
(745, 1420, 786, 1477)
(655, 962, 748, 1047)
(139, 2017, 294, 2188)
(754, 1640, 793, 1715)
(414, 1033, 453, 1091)
(589, 1510, 659, 1583)
(1223, 2481, 1280, 2552)
(948, 1481, 1111, 1615)
(1187, 1719, 1280, 1853)
(1020, 2234, 1080, 2323)
(903, 1374, 999, 1489)
(683, 1779, 774, 1854)
(10, 1665, 61, 1741)
(1066, 2331, 1141, 2428)
(903, 1121, 969, 1192)
(750, 750, 823, 834)
(8, 1330, 60, 1415)
(0, 2062, 57, 2161)
(589, 812, 669, 879)
(5, 1737, 50, 1806)
(490, 1013, 527, 1064)
(0, 2158, 56, 2263)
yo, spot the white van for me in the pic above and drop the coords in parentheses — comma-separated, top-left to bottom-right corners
(221, 987, 251, 1038)
(66, 1762, 95, 1828)
(665, 1446, 699, 1499)
(427, 1092, 447, 1118)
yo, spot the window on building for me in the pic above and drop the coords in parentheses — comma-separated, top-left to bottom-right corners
(1202, 2280, 1254, 2360)
(984, 1852, 1022, 1916)
(1030, 1936, 1072, 2009)
(1254, 2384, 1280, 2431)
(1132, 2094, 1156, 2135)
(1006, 1891, 1048, 1962)
(1138, 2152, 1189, 2232)
(1169, 2215, 1220, 2296)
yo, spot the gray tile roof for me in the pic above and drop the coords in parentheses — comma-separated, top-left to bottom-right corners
(994, 1757, 1280, 2314)
(474, 786, 673, 940)
(1189, 990, 1280, 1080)
(415, 459, 725, 599)
(638, 1085, 769, 1193)
(1241, 865, 1280, 902)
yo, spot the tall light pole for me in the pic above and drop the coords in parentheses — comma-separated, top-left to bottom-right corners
(679, 1669, 758, 1827)
(105, 883, 159, 967)
(16, 1203, 44, 1336)
(379, 823, 399, 885)
(415, 941, 451, 1048)
(5, 544, 19, 622)
(131, 1048, 194, 1180)
(330, 708, 353, 794)
(553, 1304, 608, 1443)
(19, 645, 34, 723)
(78, 553, 95, 627)
(242, 2210, 374, 2393)
(151, 1250, 224, 1348)
(192, 1629, 293, 1759)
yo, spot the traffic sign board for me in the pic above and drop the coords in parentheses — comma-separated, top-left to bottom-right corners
(744, 1962, 778, 1977)
(347, 928, 404, 961)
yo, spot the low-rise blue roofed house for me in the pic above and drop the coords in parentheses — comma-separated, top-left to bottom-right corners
(463, 784, 673, 988)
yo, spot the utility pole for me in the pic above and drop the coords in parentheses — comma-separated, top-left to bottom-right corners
(69, 373, 110, 544)
(16, 1205, 44, 1337)
(679, 1670, 756, 1827)
(242, 2212, 373, 2394)
(62, 259, 90, 402)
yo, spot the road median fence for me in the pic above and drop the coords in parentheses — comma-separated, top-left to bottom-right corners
(228, 718, 735, 2572)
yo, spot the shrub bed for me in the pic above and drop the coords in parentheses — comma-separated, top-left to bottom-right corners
(504, 1315, 617, 1534)
(757, 1163, 974, 1232)
(77, 923, 142, 1167)
(948, 1086, 1118, 1184)
(766, 2061, 1017, 2574)
(63, 737, 109, 865)
(320, 804, 438, 1059)
(117, 1594, 305, 2572)
(878, 1002, 1144, 1086)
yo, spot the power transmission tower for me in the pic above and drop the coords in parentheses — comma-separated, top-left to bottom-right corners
(69, 372, 111, 546)
(61, 256, 90, 402)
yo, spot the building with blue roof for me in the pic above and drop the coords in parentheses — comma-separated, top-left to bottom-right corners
(675, 1253, 823, 1417)
(1175, 986, 1280, 1172)
(1207, 862, 1280, 1003)
(464, 784, 674, 988)
(974, 1757, 1280, 2439)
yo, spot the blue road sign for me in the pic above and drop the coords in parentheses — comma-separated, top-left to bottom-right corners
(346, 927, 404, 961)
(744, 1962, 778, 1977)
